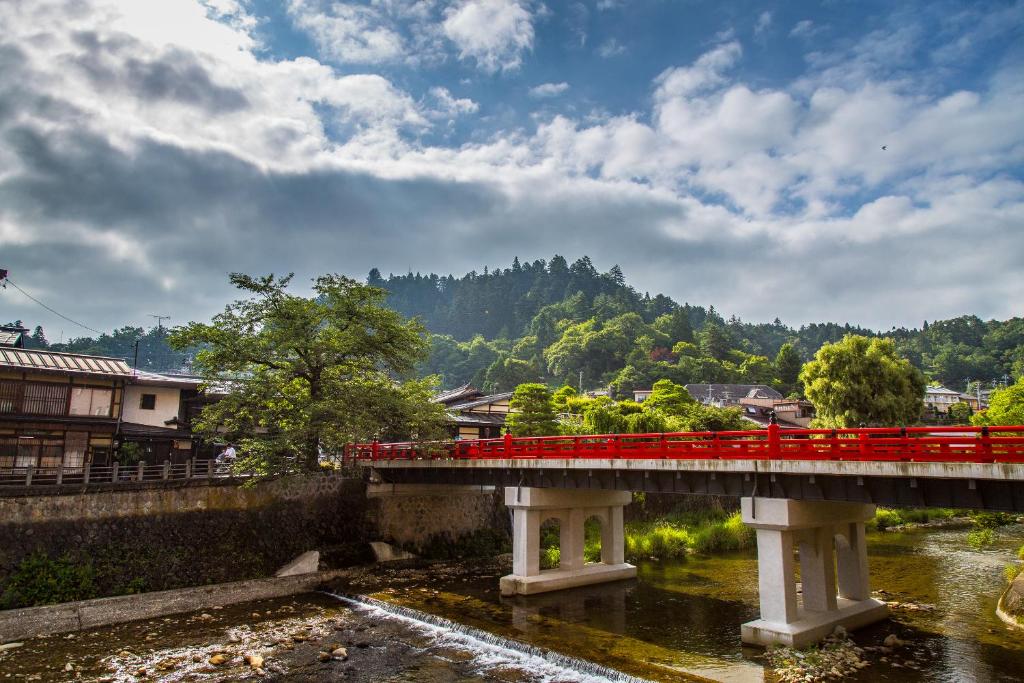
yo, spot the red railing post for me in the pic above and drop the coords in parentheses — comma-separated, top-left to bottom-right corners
(980, 426, 993, 462)
(660, 433, 668, 459)
(767, 423, 780, 460)
(858, 432, 870, 460)
(371, 439, 380, 461)
(504, 432, 513, 458)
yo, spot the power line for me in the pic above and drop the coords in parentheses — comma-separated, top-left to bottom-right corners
(1, 276, 106, 336)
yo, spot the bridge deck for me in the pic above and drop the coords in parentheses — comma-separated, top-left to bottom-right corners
(350, 426, 1024, 511)
(348, 425, 1024, 464)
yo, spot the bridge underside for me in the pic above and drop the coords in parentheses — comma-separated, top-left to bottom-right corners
(367, 462, 1024, 512)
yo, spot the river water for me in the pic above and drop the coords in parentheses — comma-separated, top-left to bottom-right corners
(2, 525, 1022, 682)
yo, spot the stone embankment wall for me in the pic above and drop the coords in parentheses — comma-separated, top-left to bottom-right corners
(0, 476, 372, 607)
(368, 484, 509, 556)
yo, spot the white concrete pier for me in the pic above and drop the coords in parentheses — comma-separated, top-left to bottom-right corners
(740, 497, 888, 648)
(500, 487, 636, 596)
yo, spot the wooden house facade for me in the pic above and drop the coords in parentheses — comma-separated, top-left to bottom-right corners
(0, 346, 131, 470)
(433, 384, 514, 440)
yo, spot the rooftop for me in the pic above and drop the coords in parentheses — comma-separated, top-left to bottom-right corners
(448, 392, 514, 411)
(0, 347, 132, 377)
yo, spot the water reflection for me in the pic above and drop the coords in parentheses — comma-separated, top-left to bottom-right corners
(381, 526, 1024, 683)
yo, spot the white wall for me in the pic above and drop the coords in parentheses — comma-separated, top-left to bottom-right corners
(122, 385, 182, 427)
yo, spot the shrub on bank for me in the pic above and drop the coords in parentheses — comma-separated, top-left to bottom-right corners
(0, 552, 97, 608)
(868, 507, 958, 531)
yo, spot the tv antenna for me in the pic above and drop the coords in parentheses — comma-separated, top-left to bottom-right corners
(149, 314, 170, 331)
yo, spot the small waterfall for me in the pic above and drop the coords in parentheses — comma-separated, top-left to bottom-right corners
(327, 592, 653, 683)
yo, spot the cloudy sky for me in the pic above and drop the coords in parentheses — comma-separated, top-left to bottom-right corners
(1, 0, 1022, 338)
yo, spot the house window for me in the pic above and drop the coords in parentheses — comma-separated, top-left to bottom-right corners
(139, 393, 157, 410)
(69, 387, 113, 417)
(23, 383, 69, 416)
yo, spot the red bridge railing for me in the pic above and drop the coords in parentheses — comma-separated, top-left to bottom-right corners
(345, 425, 1024, 465)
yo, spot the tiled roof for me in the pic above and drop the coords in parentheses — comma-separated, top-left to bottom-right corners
(130, 369, 203, 388)
(0, 330, 23, 347)
(925, 386, 960, 395)
(685, 384, 782, 402)
(0, 347, 133, 377)
(449, 392, 513, 411)
(433, 383, 482, 405)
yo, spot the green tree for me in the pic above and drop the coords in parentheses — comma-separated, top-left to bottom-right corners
(170, 273, 447, 472)
(774, 343, 803, 395)
(505, 383, 560, 436)
(800, 335, 925, 427)
(643, 379, 695, 416)
(698, 322, 732, 361)
(947, 400, 973, 425)
(973, 376, 1024, 426)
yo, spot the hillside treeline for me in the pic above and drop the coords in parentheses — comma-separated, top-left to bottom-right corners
(10, 255, 1022, 394)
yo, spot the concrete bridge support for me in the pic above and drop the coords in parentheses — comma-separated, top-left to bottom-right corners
(500, 487, 636, 596)
(740, 497, 888, 648)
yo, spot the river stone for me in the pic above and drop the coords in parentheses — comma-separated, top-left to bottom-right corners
(1002, 574, 1024, 618)
(331, 647, 348, 660)
(245, 653, 264, 668)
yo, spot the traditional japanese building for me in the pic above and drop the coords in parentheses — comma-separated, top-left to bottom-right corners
(433, 384, 513, 440)
(121, 369, 204, 463)
(0, 345, 131, 470)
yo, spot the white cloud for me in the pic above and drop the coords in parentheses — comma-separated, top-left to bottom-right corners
(0, 0, 1022, 334)
(597, 37, 626, 58)
(427, 86, 479, 118)
(286, 1, 405, 63)
(442, 0, 535, 73)
(790, 19, 823, 39)
(529, 82, 570, 98)
(654, 41, 742, 98)
(754, 11, 772, 37)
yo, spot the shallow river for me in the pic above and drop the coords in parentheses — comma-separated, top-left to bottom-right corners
(2, 525, 1022, 682)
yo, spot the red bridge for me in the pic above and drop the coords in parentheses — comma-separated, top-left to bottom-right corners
(353, 424, 1024, 647)
(350, 425, 1024, 512)
(349, 424, 1024, 463)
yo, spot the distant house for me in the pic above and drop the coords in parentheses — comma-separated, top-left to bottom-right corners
(121, 370, 204, 464)
(684, 383, 783, 408)
(0, 345, 131, 470)
(924, 386, 962, 414)
(740, 397, 816, 428)
(0, 325, 27, 349)
(633, 389, 653, 402)
(434, 384, 513, 440)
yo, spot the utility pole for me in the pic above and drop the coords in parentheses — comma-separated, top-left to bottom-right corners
(149, 314, 170, 332)
(578, 370, 583, 394)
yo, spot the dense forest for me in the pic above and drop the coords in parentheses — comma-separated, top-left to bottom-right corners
(10, 255, 1023, 397)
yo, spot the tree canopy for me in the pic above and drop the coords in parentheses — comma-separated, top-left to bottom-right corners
(800, 335, 926, 428)
(973, 377, 1024, 426)
(169, 273, 447, 472)
(505, 383, 559, 437)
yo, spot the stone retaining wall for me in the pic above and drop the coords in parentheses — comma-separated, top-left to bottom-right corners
(0, 476, 371, 609)
(0, 476, 509, 612)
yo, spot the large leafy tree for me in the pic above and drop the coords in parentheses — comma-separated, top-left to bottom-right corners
(505, 383, 559, 436)
(973, 377, 1024, 426)
(800, 335, 925, 427)
(170, 273, 447, 472)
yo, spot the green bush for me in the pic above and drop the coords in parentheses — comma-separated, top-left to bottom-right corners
(970, 512, 1016, 529)
(540, 546, 561, 570)
(967, 528, 996, 549)
(869, 507, 958, 531)
(0, 552, 97, 609)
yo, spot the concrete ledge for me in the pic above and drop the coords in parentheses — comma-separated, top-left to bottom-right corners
(363, 458, 1024, 482)
(0, 569, 351, 643)
(504, 486, 632, 509)
(500, 563, 636, 596)
(741, 598, 888, 648)
(741, 497, 875, 530)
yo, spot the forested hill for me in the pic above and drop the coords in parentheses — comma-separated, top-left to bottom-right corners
(10, 255, 1022, 395)
(372, 255, 1023, 395)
